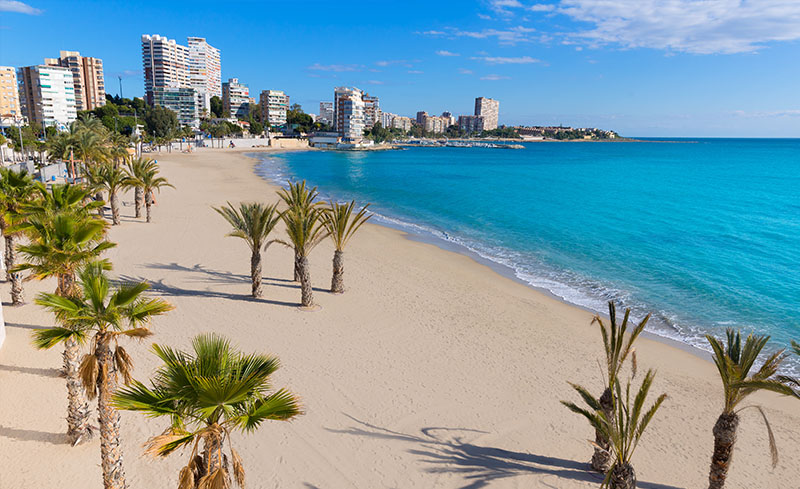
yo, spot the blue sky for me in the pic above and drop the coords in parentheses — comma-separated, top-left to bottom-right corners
(2, 0, 800, 137)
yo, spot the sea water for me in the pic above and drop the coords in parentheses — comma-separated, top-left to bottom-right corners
(252, 139, 800, 372)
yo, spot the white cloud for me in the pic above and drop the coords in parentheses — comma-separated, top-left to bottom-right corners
(478, 13, 492, 20)
(481, 74, 511, 80)
(559, 0, 800, 54)
(529, 3, 555, 11)
(0, 0, 41, 14)
(732, 109, 800, 118)
(408, 70, 424, 74)
(458, 68, 474, 74)
(471, 55, 541, 64)
(420, 26, 536, 44)
(490, 0, 523, 14)
(436, 50, 460, 56)
(307, 63, 361, 72)
(366, 80, 385, 85)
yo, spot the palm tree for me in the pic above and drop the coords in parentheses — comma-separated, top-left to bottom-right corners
(777, 341, 799, 399)
(322, 200, 371, 293)
(278, 206, 328, 307)
(563, 370, 667, 489)
(139, 162, 174, 223)
(277, 181, 321, 281)
(96, 161, 133, 225)
(125, 157, 156, 219)
(34, 263, 172, 489)
(0, 167, 37, 304)
(13, 212, 115, 446)
(213, 202, 280, 298)
(23, 182, 104, 218)
(706, 330, 793, 489)
(114, 334, 302, 489)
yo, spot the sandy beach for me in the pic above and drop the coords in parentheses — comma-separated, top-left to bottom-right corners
(1, 148, 797, 489)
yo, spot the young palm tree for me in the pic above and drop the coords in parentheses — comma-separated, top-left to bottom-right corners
(0, 167, 37, 304)
(23, 182, 104, 218)
(125, 157, 156, 218)
(96, 161, 133, 225)
(139, 162, 174, 223)
(34, 263, 172, 489)
(278, 206, 328, 307)
(563, 370, 667, 489)
(321, 200, 371, 293)
(214, 202, 280, 298)
(706, 330, 793, 489)
(277, 180, 321, 281)
(114, 334, 302, 489)
(13, 212, 115, 446)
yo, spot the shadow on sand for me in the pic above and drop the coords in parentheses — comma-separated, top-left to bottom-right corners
(328, 415, 682, 489)
(0, 425, 67, 445)
(0, 364, 61, 378)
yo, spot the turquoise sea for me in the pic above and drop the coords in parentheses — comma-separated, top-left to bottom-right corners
(252, 139, 800, 371)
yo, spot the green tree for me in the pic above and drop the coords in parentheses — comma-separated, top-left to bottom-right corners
(125, 157, 155, 219)
(213, 202, 280, 298)
(144, 105, 179, 139)
(0, 168, 37, 304)
(277, 181, 322, 281)
(278, 206, 328, 307)
(138, 161, 174, 222)
(96, 161, 133, 225)
(34, 263, 172, 489)
(114, 334, 301, 489)
(322, 201, 371, 293)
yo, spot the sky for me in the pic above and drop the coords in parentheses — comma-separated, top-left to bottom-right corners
(1, 0, 800, 137)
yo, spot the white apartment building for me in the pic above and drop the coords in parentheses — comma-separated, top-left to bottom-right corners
(222, 78, 249, 118)
(17, 65, 77, 129)
(423, 115, 448, 134)
(152, 87, 199, 128)
(141, 34, 189, 106)
(334, 86, 365, 141)
(474, 97, 499, 130)
(0, 66, 21, 119)
(187, 37, 221, 115)
(391, 116, 412, 132)
(380, 111, 396, 128)
(318, 101, 333, 125)
(363, 93, 380, 129)
(45, 51, 106, 111)
(259, 90, 289, 127)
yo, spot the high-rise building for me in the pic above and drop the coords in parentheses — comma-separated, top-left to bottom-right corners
(334, 87, 365, 141)
(0, 66, 21, 119)
(152, 87, 199, 128)
(380, 111, 396, 128)
(141, 34, 189, 106)
(259, 90, 289, 127)
(362, 93, 380, 129)
(416, 111, 427, 125)
(44, 51, 105, 111)
(222, 78, 249, 118)
(423, 115, 448, 134)
(474, 97, 499, 130)
(318, 101, 333, 125)
(441, 111, 457, 127)
(17, 65, 77, 129)
(187, 37, 221, 115)
(458, 114, 484, 133)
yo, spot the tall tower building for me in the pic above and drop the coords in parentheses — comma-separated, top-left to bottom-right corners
(0, 66, 21, 119)
(17, 65, 77, 128)
(141, 34, 189, 106)
(44, 51, 106, 111)
(474, 97, 499, 130)
(259, 90, 289, 127)
(222, 78, 249, 118)
(187, 37, 221, 115)
(318, 101, 333, 125)
(334, 87, 365, 141)
(362, 93, 380, 129)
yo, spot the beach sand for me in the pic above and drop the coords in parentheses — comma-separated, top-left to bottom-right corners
(1, 149, 797, 489)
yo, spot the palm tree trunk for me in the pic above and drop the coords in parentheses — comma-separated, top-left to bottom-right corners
(201, 430, 228, 486)
(299, 256, 313, 307)
(96, 192, 105, 218)
(293, 248, 301, 282)
(134, 188, 142, 218)
(609, 462, 636, 489)
(251, 250, 262, 298)
(6, 235, 23, 305)
(64, 336, 92, 446)
(145, 202, 152, 223)
(3, 233, 11, 282)
(110, 191, 120, 225)
(591, 387, 613, 472)
(331, 250, 345, 293)
(96, 334, 127, 489)
(708, 412, 739, 489)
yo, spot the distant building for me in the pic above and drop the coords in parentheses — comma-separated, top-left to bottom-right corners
(44, 51, 105, 111)
(416, 111, 427, 125)
(222, 78, 249, 118)
(362, 93, 380, 129)
(474, 97, 499, 130)
(334, 86, 365, 141)
(380, 111, 396, 128)
(17, 65, 77, 129)
(0, 66, 21, 119)
(458, 115, 484, 134)
(318, 101, 333, 125)
(187, 37, 221, 115)
(441, 111, 456, 126)
(141, 34, 189, 106)
(260, 90, 289, 127)
(391, 116, 412, 132)
(423, 115, 448, 134)
(152, 86, 199, 128)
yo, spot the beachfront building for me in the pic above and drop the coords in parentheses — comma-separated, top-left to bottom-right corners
(44, 51, 105, 111)
(222, 78, 249, 118)
(152, 87, 199, 128)
(259, 90, 289, 127)
(318, 101, 333, 125)
(141, 34, 189, 106)
(0, 67, 21, 120)
(391, 116, 412, 132)
(442, 111, 457, 127)
(363, 93, 380, 129)
(380, 111, 395, 128)
(17, 65, 77, 129)
(334, 86, 365, 142)
(458, 114, 484, 134)
(423, 115, 448, 134)
(187, 37, 221, 115)
(416, 111, 427, 125)
(474, 97, 499, 130)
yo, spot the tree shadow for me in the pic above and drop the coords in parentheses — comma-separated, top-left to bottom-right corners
(0, 425, 67, 445)
(328, 415, 682, 489)
(5, 321, 48, 330)
(141, 262, 331, 292)
(0, 364, 61, 378)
